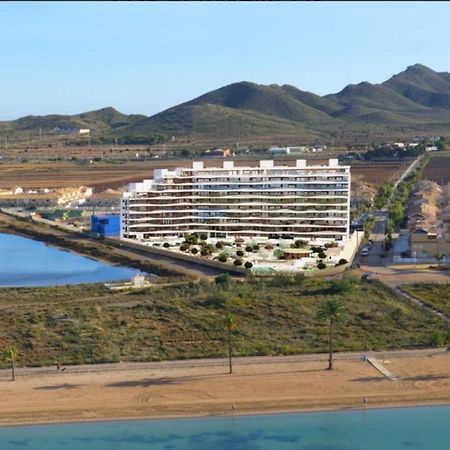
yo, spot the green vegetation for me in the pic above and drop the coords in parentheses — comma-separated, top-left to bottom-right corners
(317, 299, 347, 370)
(388, 163, 424, 229)
(0, 276, 446, 368)
(3, 346, 18, 381)
(374, 182, 394, 209)
(401, 283, 450, 318)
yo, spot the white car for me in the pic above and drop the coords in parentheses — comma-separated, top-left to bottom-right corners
(361, 248, 369, 257)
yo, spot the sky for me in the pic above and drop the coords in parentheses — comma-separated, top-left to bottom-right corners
(1, 1, 450, 120)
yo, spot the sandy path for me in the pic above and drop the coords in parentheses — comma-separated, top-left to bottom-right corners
(0, 353, 449, 426)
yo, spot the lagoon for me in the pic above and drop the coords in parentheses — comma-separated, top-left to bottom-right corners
(0, 233, 142, 287)
(0, 406, 449, 449)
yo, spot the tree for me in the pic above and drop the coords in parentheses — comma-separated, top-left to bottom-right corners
(317, 300, 347, 370)
(3, 346, 18, 381)
(436, 253, 445, 267)
(224, 314, 237, 374)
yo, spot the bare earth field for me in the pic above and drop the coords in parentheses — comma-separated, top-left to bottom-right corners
(421, 154, 450, 185)
(0, 352, 448, 426)
(0, 158, 408, 191)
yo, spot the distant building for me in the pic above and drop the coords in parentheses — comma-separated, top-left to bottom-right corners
(79, 129, 91, 135)
(0, 186, 92, 208)
(91, 214, 120, 237)
(204, 148, 232, 157)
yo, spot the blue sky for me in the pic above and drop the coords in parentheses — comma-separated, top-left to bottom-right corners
(1, 1, 449, 119)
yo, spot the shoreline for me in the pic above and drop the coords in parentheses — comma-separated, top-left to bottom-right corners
(0, 212, 189, 279)
(1, 399, 449, 429)
(0, 351, 449, 428)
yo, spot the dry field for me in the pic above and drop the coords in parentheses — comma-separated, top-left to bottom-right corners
(349, 160, 409, 187)
(0, 158, 408, 191)
(421, 154, 450, 185)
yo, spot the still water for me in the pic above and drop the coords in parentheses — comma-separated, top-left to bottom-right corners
(0, 406, 449, 450)
(0, 233, 142, 287)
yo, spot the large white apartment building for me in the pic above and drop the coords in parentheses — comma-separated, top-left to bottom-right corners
(120, 159, 351, 243)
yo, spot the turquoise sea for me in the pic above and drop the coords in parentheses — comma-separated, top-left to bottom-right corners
(0, 233, 142, 287)
(0, 406, 449, 449)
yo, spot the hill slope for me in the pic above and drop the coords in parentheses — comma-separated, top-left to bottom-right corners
(2, 64, 450, 145)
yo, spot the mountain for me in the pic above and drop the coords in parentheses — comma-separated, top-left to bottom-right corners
(2, 64, 450, 145)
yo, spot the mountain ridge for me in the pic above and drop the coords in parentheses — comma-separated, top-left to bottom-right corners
(2, 64, 450, 144)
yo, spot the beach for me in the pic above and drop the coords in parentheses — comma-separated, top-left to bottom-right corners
(0, 350, 449, 426)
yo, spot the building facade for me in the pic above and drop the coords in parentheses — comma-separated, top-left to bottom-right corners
(91, 214, 120, 237)
(120, 159, 351, 243)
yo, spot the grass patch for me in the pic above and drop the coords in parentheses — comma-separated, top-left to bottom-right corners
(401, 283, 450, 317)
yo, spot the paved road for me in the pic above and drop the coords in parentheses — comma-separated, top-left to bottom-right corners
(0, 348, 447, 379)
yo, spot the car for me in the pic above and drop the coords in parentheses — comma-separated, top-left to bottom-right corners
(361, 248, 369, 257)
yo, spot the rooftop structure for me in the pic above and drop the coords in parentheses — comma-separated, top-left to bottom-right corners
(121, 159, 351, 244)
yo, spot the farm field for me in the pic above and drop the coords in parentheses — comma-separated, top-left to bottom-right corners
(0, 157, 408, 191)
(349, 160, 409, 187)
(421, 154, 450, 185)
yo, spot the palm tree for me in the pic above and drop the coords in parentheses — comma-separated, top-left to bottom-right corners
(225, 314, 237, 374)
(3, 346, 18, 381)
(317, 300, 347, 370)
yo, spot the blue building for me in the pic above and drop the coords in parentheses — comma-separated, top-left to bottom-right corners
(91, 214, 120, 237)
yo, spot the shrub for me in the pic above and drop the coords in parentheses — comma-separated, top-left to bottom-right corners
(215, 273, 231, 286)
(191, 247, 198, 254)
(252, 245, 259, 251)
(265, 244, 273, 250)
(273, 248, 284, 259)
(294, 239, 308, 248)
(180, 244, 189, 251)
(245, 246, 253, 252)
(430, 331, 445, 347)
(337, 258, 348, 265)
(216, 241, 223, 249)
(236, 250, 244, 257)
(234, 259, 243, 266)
(218, 255, 227, 263)
(317, 262, 326, 270)
(318, 252, 327, 259)
(200, 249, 209, 256)
(184, 233, 198, 244)
(200, 234, 208, 241)
(163, 242, 170, 248)
(244, 261, 253, 269)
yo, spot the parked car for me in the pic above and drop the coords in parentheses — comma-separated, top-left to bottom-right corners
(361, 247, 369, 257)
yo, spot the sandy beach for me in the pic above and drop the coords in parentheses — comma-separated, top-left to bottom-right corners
(0, 350, 449, 426)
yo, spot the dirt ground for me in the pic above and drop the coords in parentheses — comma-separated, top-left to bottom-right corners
(0, 352, 448, 426)
(0, 158, 404, 191)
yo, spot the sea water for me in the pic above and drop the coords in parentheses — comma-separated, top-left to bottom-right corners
(0, 406, 448, 450)
(0, 233, 143, 286)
